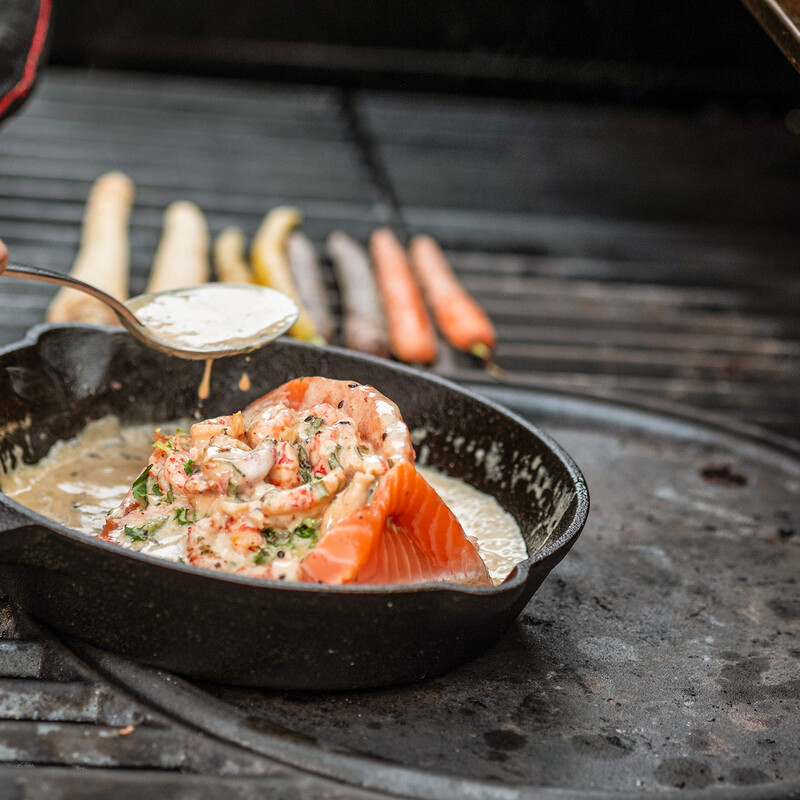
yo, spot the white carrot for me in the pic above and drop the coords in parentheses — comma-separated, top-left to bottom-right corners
(146, 201, 210, 294)
(46, 171, 134, 324)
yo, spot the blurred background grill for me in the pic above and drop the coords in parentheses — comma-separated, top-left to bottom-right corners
(0, 2, 799, 796)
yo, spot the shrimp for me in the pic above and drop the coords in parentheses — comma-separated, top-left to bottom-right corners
(243, 377, 414, 468)
(190, 412, 245, 442)
(201, 435, 276, 497)
(268, 440, 301, 488)
(245, 406, 299, 448)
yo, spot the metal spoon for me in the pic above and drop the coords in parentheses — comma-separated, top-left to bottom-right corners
(1, 262, 299, 360)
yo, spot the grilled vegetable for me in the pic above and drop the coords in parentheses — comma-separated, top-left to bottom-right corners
(146, 201, 210, 293)
(369, 227, 437, 364)
(213, 226, 254, 284)
(251, 206, 320, 343)
(287, 230, 334, 343)
(326, 231, 389, 357)
(46, 171, 134, 325)
(409, 234, 496, 360)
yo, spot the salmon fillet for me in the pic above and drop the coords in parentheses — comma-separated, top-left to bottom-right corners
(301, 460, 492, 586)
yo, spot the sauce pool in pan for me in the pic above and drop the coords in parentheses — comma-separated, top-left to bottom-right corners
(0, 416, 528, 584)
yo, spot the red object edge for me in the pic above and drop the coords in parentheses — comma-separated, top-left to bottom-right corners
(0, 0, 52, 117)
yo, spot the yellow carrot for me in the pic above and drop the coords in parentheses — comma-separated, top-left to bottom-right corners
(213, 226, 254, 284)
(251, 206, 320, 343)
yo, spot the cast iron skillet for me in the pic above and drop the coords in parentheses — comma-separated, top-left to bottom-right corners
(0, 324, 589, 690)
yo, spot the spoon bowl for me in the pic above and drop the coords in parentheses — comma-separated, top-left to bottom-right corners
(1, 262, 299, 359)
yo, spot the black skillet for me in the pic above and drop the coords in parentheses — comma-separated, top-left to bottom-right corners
(0, 324, 588, 690)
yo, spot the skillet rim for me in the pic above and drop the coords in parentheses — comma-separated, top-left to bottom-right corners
(0, 321, 590, 598)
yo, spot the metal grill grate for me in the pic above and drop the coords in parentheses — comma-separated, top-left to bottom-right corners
(1, 69, 799, 439)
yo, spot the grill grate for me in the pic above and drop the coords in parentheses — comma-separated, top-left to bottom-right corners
(0, 596, 380, 796)
(1, 69, 798, 437)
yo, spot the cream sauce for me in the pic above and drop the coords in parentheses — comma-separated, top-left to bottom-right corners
(127, 284, 297, 355)
(198, 358, 213, 400)
(0, 416, 527, 583)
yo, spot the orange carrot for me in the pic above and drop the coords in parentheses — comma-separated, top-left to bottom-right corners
(369, 228, 437, 364)
(409, 234, 496, 360)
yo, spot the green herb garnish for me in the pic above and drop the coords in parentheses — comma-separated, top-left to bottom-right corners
(184, 459, 196, 475)
(307, 416, 324, 434)
(294, 518, 319, 539)
(124, 525, 148, 542)
(131, 465, 152, 507)
(174, 507, 196, 525)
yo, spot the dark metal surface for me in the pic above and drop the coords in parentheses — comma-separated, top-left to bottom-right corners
(66, 390, 800, 798)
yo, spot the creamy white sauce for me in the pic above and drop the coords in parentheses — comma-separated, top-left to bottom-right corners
(128, 284, 298, 354)
(0, 416, 527, 583)
(421, 467, 528, 583)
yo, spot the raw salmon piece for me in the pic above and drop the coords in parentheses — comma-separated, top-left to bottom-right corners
(300, 461, 492, 586)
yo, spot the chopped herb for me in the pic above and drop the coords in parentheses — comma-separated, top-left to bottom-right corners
(312, 479, 330, 498)
(307, 416, 324, 434)
(294, 518, 319, 539)
(146, 516, 168, 534)
(124, 525, 148, 542)
(153, 441, 172, 453)
(226, 482, 239, 497)
(166, 488, 175, 504)
(328, 445, 342, 471)
(175, 428, 186, 434)
(151, 485, 162, 497)
(295, 442, 313, 483)
(261, 527, 280, 541)
(174, 507, 196, 525)
(299, 465, 313, 483)
(253, 550, 267, 565)
(184, 459, 196, 475)
(131, 465, 152, 507)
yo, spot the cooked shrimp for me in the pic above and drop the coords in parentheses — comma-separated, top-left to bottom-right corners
(268, 440, 301, 488)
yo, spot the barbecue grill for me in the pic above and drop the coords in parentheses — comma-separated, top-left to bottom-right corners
(0, 2, 799, 797)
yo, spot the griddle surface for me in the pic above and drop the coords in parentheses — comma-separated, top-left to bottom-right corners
(74, 392, 800, 798)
